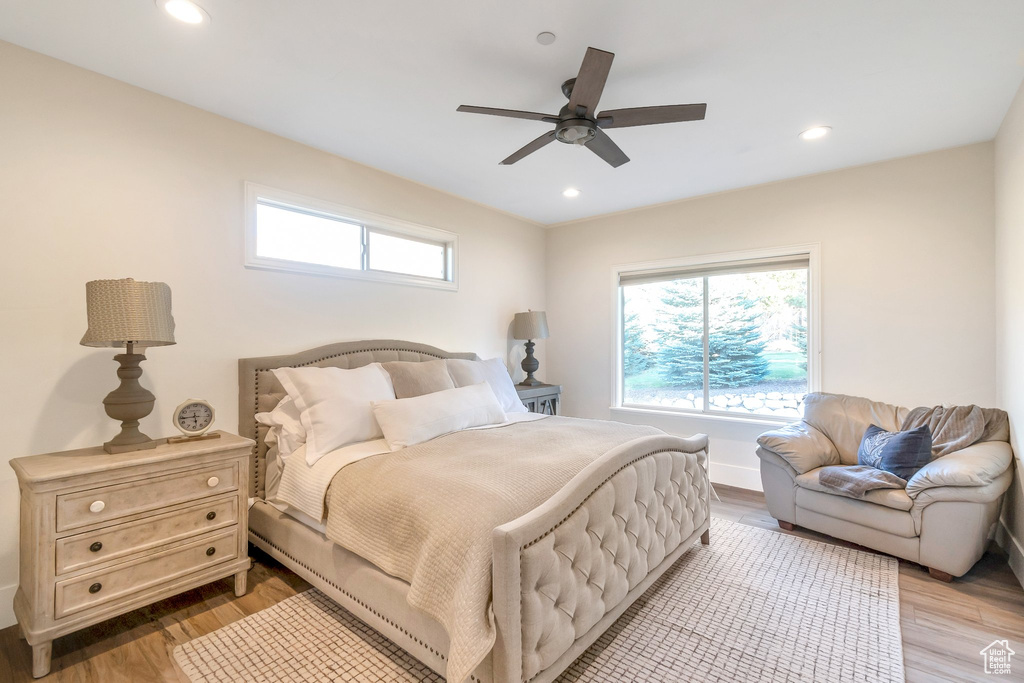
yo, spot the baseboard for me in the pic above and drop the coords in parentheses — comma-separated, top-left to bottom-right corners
(0, 582, 16, 630)
(996, 516, 1024, 590)
(709, 462, 763, 492)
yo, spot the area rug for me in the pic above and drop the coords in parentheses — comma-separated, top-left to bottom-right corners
(173, 518, 904, 682)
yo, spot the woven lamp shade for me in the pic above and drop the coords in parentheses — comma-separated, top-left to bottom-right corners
(512, 311, 549, 340)
(81, 278, 176, 348)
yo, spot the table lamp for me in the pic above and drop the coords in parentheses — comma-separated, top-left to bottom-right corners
(512, 310, 549, 386)
(81, 278, 176, 454)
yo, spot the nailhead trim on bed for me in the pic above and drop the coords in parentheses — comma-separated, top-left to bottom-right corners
(291, 348, 444, 367)
(252, 369, 261, 496)
(249, 529, 483, 683)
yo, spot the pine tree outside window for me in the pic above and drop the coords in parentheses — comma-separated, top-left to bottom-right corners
(614, 247, 819, 420)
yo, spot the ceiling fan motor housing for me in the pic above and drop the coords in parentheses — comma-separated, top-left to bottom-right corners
(556, 88, 599, 144)
(556, 118, 597, 145)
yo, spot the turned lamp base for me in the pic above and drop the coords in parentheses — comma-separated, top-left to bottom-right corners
(518, 339, 543, 387)
(102, 349, 157, 454)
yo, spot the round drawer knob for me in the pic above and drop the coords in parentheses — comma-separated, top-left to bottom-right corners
(89, 542, 103, 553)
(89, 583, 102, 594)
(89, 501, 105, 513)
(207, 477, 219, 488)
(206, 511, 216, 521)
(206, 547, 216, 557)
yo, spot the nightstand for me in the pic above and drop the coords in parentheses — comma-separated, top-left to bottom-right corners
(9, 431, 254, 678)
(516, 383, 561, 415)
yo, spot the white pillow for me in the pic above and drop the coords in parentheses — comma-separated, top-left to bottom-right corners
(256, 396, 307, 501)
(255, 395, 306, 460)
(372, 382, 506, 451)
(446, 358, 527, 414)
(273, 363, 396, 465)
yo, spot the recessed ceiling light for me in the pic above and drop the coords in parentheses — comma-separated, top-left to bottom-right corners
(159, 0, 209, 24)
(562, 188, 581, 198)
(537, 32, 557, 46)
(800, 126, 831, 141)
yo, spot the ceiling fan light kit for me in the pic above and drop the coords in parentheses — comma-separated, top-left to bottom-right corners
(457, 47, 706, 168)
(555, 119, 596, 145)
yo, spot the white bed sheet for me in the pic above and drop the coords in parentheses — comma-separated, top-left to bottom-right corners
(270, 412, 547, 525)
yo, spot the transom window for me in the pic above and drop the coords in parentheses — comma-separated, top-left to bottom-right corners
(244, 183, 457, 290)
(614, 246, 819, 420)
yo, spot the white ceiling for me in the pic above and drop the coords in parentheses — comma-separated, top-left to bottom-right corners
(2, 1, 1023, 224)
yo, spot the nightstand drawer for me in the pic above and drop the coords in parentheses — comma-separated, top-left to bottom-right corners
(56, 496, 239, 575)
(54, 528, 239, 618)
(56, 462, 238, 532)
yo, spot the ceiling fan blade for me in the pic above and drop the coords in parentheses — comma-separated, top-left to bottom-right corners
(500, 130, 557, 165)
(597, 103, 707, 128)
(457, 105, 558, 123)
(585, 128, 630, 168)
(567, 47, 615, 117)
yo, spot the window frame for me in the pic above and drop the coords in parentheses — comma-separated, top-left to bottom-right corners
(244, 182, 458, 291)
(610, 244, 821, 423)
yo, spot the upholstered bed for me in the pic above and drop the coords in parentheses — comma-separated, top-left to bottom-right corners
(239, 340, 711, 683)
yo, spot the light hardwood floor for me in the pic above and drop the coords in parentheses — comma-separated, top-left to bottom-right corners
(2, 485, 1022, 682)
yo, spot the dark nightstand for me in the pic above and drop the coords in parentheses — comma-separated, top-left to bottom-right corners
(516, 383, 561, 415)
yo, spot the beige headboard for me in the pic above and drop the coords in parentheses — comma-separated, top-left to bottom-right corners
(238, 339, 478, 498)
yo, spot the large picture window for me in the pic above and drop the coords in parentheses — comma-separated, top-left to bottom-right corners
(615, 247, 819, 420)
(244, 183, 457, 290)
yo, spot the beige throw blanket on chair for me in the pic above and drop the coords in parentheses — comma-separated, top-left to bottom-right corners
(902, 405, 1008, 457)
(324, 416, 664, 683)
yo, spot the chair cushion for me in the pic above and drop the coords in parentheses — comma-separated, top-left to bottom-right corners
(795, 468, 914, 511)
(795, 488, 917, 537)
(803, 393, 908, 465)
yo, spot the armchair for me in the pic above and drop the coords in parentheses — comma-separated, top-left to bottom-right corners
(756, 393, 1013, 581)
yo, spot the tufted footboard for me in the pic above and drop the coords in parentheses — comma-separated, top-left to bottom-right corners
(490, 433, 710, 683)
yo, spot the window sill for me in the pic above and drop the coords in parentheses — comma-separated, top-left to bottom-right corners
(244, 257, 458, 291)
(611, 405, 796, 428)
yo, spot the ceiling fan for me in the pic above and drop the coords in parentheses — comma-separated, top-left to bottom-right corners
(457, 47, 706, 168)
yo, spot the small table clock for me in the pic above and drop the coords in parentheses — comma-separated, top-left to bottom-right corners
(168, 398, 220, 444)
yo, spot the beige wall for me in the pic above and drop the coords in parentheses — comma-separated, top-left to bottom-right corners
(0, 41, 546, 628)
(546, 143, 997, 490)
(995, 79, 1024, 585)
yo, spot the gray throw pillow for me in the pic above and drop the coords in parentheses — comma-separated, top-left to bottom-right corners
(857, 424, 932, 480)
(382, 359, 456, 399)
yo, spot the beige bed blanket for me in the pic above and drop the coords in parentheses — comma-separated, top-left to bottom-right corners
(324, 416, 663, 683)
